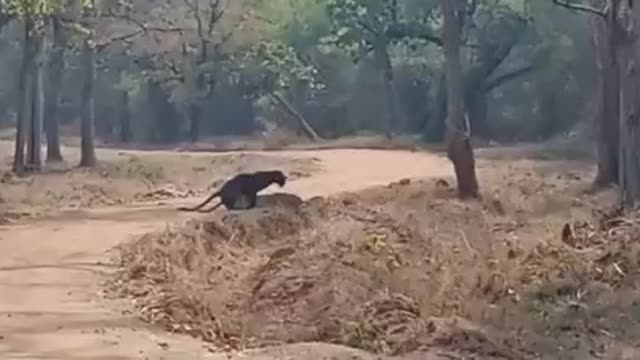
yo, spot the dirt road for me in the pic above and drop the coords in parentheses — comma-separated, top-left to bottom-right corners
(0, 149, 451, 360)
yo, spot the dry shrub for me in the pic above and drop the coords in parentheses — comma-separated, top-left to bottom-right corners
(340, 291, 425, 355)
(107, 219, 260, 344)
(521, 207, 640, 289)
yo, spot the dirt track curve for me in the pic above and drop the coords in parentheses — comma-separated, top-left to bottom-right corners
(0, 149, 451, 360)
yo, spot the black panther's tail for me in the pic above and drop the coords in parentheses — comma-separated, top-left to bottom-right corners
(177, 190, 221, 212)
(197, 201, 224, 213)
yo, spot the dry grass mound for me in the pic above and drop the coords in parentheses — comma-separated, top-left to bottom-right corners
(106, 159, 640, 359)
(104, 184, 530, 358)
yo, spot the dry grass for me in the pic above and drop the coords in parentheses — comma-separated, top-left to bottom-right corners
(102, 156, 640, 359)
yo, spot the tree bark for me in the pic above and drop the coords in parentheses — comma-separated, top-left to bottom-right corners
(618, 0, 640, 209)
(13, 19, 35, 174)
(465, 90, 488, 138)
(188, 89, 202, 143)
(147, 80, 181, 143)
(118, 89, 132, 143)
(183, 42, 205, 143)
(79, 36, 96, 167)
(424, 73, 447, 142)
(592, 12, 621, 187)
(45, 15, 65, 163)
(442, 0, 480, 199)
(26, 33, 44, 171)
(374, 36, 399, 139)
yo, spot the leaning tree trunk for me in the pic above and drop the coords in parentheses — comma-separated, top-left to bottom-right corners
(13, 19, 35, 174)
(618, 0, 640, 209)
(45, 15, 66, 163)
(269, 92, 321, 141)
(79, 35, 96, 167)
(26, 32, 44, 171)
(592, 13, 621, 187)
(442, 0, 480, 199)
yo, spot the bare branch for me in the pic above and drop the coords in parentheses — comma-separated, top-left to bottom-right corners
(95, 30, 143, 51)
(207, 0, 227, 37)
(358, 19, 378, 35)
(103, 11, 189, 33)
(484, 65, 535, 91)
(92, 10, 188, 54)
(552, 0, 607, 17)
(252, 14, 276, 25)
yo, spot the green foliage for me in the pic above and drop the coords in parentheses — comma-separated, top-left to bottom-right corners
(113, 70, 141, 97)
(324, 0, 386, 58)
(0, 0, 57, 18)
(0, 0, 600, 143)
(238, 39, 325, 93)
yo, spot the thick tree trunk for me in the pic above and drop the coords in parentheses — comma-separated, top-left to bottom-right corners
(45, 15, 65, 163)
(26, 33, 44, 171)
(13, 20, 35, 174)
(118, 89, 132, 143)
(619, 0, 640, 209)
(79, 36, 96, 167)
(442, 0, 480, 199)
(592, 14, 621, 187)
(374, 37, 400, 139)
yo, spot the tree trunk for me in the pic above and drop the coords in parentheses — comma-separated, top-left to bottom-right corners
(424, 73, 447, 142)
(465, 90, 489, 138)
(26, 33, 44, 171)
(118, 89, 132, 143)
(442, 0, 480, 199)
(45, 15, 65, 163)
(187, 71, 205, 143)
(374, 36, 399, 139)
(188, 100, 201, 142)
(13, 19, 35, 174)
(184, 44, 205, 143)
(147, 80, 181, 143)
(79, 36, 96, 167)
(618, 0, 640, 209)
(592, 13, 621, 187)
(270, 92, 321, 141)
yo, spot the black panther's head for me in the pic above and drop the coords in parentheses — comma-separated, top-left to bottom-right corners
(271, 170, 287, 187)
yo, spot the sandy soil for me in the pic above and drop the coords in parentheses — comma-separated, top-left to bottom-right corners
(0, 146, 453, 359)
